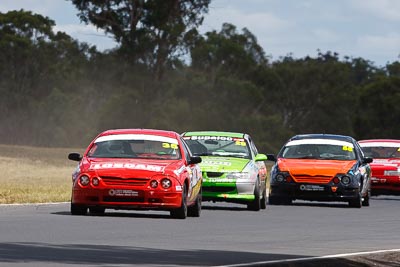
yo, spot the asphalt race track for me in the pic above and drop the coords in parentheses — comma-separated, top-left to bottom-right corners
(0, 196, 400, 267)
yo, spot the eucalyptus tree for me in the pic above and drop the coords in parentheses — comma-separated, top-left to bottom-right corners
(355, 76, 400, 139)
(70, 0, 210, 80)
(0, 9, 93, 145)
(267, 52, 379, 136)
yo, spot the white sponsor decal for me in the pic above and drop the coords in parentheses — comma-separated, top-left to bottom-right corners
(202, 160, 232, 166)
(90, 163, 164, 172)
(207, 178, 236, 183)
(187, 136, 234, 141)
(94, 134, 178, 144)
(371, 177, 386, 183)
(372, 159, 399, 165)
(175, 185, 182, 191)
(286, 139, 354, 148)
(174, 165, 186, 176)
(300, 184, 325, 191)
(359, 142, 400, 148)
(109, 189, 139, 197)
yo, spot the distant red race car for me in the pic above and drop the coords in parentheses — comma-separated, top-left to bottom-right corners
(359, 139, 400, 195)
(68, 129, 203, 219)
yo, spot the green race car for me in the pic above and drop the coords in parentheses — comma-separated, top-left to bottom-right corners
(182, 131, 272, 211)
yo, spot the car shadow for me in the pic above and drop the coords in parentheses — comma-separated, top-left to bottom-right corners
(371, 196, 400, 201)
(288, 201, 352, 209)
(0, 242, 378, 266)
(52, 210, 174, 219)
(53, 203, 254, 218)
(201, 203, 249, 211)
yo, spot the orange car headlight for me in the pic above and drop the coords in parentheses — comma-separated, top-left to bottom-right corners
(276, 174, 285, 182)
(341, 175, 351, 185)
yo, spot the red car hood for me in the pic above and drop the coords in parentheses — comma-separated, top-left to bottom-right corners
(278, 158, 356, 176)
(370, 158, 400, 168)
(83, 158, 183, 177)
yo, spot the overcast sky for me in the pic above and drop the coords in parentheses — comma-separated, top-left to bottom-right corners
(1, 0, 400, 67)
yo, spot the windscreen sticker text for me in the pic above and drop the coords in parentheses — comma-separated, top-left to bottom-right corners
(235, 141, 246, 146)
(187, 136, 233, 141)
(90, 163, 164, 172)
(342, 146, 353, 152)
(162, 143, 178, 149)
(202, 160, 232, 166)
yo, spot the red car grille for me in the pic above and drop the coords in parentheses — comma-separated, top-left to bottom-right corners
(100, 176, 149, 186)
(292, 175, 332, 184)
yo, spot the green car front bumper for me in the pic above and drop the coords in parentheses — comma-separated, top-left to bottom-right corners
(202, 180, 256, 204)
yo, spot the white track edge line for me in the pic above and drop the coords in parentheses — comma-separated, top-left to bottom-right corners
(217, 248, 400, 267)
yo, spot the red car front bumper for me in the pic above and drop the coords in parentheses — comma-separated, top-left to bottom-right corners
(72, 187, 183, 210)
(371, 176, 400, 195)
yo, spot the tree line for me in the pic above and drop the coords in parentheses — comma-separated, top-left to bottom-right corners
(0, 2, 399, 153)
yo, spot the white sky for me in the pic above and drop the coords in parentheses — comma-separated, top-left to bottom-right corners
(1, 0, 400, 67)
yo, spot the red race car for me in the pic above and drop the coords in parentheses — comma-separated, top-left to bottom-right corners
(359, 139, 400, 195)
(68, 129, 203, 219)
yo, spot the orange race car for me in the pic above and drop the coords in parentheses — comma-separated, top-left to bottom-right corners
(269, 134, 372, 208)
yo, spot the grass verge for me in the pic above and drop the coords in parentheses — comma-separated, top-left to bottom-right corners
(0, 144, 84, 204)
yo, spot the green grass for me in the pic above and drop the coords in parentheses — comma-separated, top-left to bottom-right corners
(0, 144, 84, 204)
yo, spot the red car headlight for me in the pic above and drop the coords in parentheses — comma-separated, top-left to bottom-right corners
(150, 180, 158, 188)
(92, 177, 100, 186)
(79, 175, 90, 186)
(161, 178, 172, 189)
